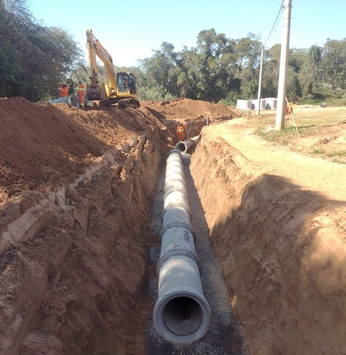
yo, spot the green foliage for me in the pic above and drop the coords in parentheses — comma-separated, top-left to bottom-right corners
(2, 2, 346, 107)
(138, 85, 176, 101)
(0, 0, 83, 101)
(138, 32, 346, 105)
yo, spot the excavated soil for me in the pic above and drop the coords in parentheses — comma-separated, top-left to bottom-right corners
(1, 96, 346, 354)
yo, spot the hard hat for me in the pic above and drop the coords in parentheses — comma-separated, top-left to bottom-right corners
(78, 79, 83, 84)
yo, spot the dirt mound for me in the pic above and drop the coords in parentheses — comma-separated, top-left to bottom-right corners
(0, 97, 171, 354)
(0, 98, 171, 204)
(140, 97, 239, 139)
(141, 97, 235, 120)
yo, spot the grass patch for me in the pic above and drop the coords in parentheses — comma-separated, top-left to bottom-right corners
(327, 150, 346, 158)
(256, 126, 299, 145)
(312, 148, 326, 154)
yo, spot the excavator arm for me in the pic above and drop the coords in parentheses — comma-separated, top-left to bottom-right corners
(86, 29, 117, 94)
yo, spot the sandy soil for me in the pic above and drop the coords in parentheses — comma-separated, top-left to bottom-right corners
(1, 96, 346, 354)
(190, 113, 346, 355)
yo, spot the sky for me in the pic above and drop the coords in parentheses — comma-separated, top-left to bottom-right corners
(27, 0, 346, 67)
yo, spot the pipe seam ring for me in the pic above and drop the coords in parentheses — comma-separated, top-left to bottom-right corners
(161, 206, 192, 219)
(168, 149, 182, 158)
(163, 200, 190, 209)
(164, 177, 186, 186)
(160, 222, 196, 242)
(157, 250, 201, 273)
(163, 187, 188, 201)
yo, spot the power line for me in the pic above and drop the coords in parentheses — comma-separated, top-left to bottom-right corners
(264, 0, 285, 46)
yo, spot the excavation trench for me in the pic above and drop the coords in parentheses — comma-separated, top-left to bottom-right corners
(1, 98, 346, 355)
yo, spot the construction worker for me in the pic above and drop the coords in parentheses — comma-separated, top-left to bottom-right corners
(289, 101, 293, 114)
(77, 79, 86, 108)
(286, 100, 293, 115)
(176, 122, 187, 141)
(58, 83, 69, 98)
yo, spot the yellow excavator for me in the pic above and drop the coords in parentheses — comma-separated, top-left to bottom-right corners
(86, 29, 140, 108)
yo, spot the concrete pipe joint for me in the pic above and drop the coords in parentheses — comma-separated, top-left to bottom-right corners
(164, 180, 187, 199)
(168, 149, 183, 157)
(163, 189, 190, 215)
(153, 255, 211, 345)
(160, 207, 195, 241)
(158, 226, 200, 271)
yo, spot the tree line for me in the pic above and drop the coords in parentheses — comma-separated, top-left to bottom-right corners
(1, 0, 346, 105)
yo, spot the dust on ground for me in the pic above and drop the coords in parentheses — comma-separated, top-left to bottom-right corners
(1, 96, 346, 355)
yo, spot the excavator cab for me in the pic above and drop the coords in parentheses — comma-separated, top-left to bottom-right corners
(117, 72, 137, 94)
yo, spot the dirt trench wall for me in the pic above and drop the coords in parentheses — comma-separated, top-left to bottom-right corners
(0, 138, 162, 355)
(190, 135, 346, 355)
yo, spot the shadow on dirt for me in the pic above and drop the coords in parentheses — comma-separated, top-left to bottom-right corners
(209, 173, 346, 354)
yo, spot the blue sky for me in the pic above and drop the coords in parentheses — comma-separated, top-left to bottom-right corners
(28, 0, 346, 67)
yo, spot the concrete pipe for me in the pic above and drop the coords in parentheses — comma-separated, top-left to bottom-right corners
(164, 161, 187, 197)
(69, 94, 80, 108)
(154, 148, 211, 345)
(49, 95, 80, 108)
(158, 227, 200, 270)
(175, 140, 194, 154)
(175, 136, 200, 154)
(49, 96, 72, 105)
(153, 255, 211, 345)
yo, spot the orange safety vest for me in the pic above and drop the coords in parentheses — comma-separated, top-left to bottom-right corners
(59, 85, 69, 97)
(77, 83, 86, 106)
(77, 83, 86, 96)
(176, 125, 187, 141)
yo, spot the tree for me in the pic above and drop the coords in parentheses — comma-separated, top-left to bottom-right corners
(0, 0, 83, 101)
(321, 39, 346, 89)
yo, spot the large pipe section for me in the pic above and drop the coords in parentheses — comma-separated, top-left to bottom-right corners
(175, 135, 200, 154)
(153, 149, 211, 345)
(49, 95, 80, 108)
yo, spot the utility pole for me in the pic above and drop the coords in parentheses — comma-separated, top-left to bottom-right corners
(275, 0, 292, 131)
(257, 44, 265, 116)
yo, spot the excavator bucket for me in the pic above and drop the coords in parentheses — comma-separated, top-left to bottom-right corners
(86, 84, 108, 101)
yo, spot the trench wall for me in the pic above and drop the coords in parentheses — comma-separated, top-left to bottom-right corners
(0, 138, 162, 355)
(190, 135, 346, 355)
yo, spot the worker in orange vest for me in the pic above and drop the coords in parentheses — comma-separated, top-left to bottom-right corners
(285, 100, 293, 115)
(77, 79, 86, 108)
(58, 83, 69, 98)
(176, 122, 187, 141)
